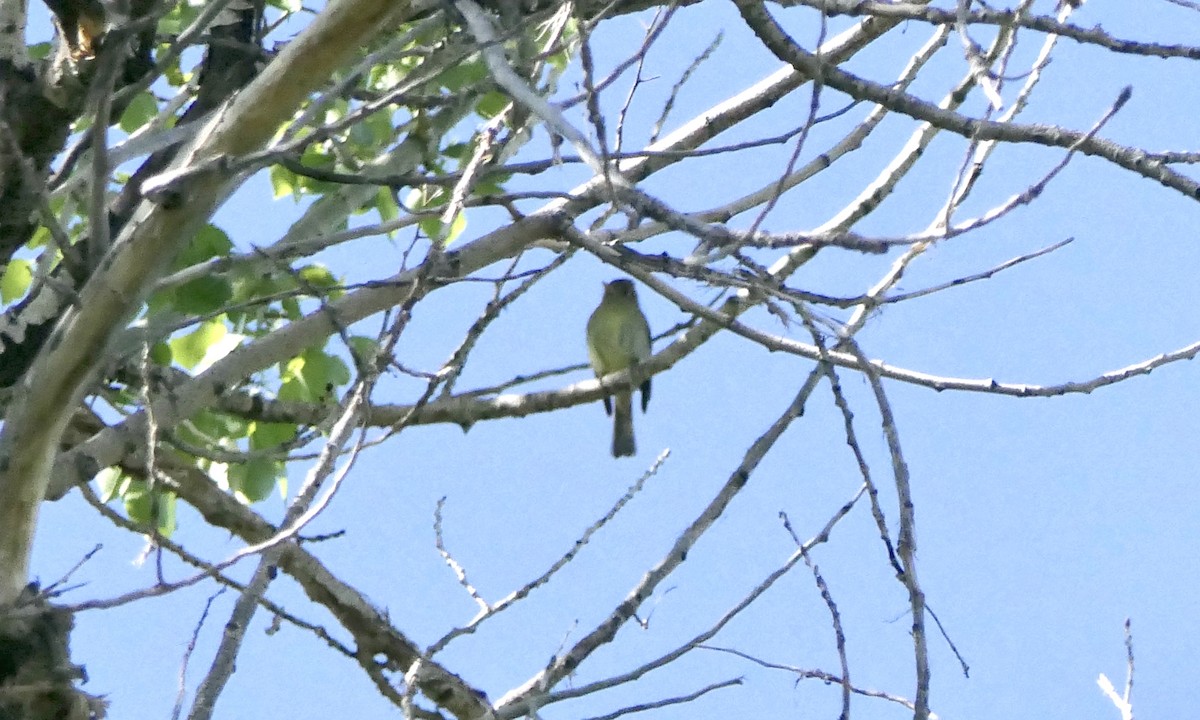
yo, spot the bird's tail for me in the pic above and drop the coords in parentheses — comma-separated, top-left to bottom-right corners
(611, 390, 636, 457)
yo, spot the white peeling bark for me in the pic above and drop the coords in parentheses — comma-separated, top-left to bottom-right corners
(0, 0, 415, 604)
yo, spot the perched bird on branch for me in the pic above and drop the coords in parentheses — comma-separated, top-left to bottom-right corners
(586, 279, 652, 458)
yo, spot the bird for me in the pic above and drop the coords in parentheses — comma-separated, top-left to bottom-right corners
(586, 279, 652, 457)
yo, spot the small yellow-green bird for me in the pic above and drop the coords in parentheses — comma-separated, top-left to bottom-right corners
(586, 279, 652, 457)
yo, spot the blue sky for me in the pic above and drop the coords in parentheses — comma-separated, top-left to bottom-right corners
(25, 1, 1200, 719)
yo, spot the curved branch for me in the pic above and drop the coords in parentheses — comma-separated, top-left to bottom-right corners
(0, 0, 415, 604)
(735, 0, 1200, 201)
(807, 0, 1200, 61)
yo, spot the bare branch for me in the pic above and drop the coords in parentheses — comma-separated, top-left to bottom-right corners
(497, 369, 821, 716)
(735, 0, 1200, 200)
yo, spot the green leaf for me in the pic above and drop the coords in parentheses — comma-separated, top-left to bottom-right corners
(476, 91, 511, 119)
(176, 224, 232, 268)
(155, 493, 177, 536)
(281, 296, 302, 320)
(123, 485, 153, 524)
(296, 264, 343, 300)
(183, 410, 249, 445)
(169, 319, 228, 370)
(418, 216, 442, 240)
(119, 92, 159, 133)
(95, 467, 127, 503)
(348, 336, 379, 367)
(474, 171, 511, 196)
(122, 485, 176, 535)
(250, 421, 297, 450)
(445, 211, 468, 245)
(368, 62, 404, 91)
(547, 49, 571, 72)
(146, 286, 171, 314)
(405, 185, 447, 213)
(149, 341, 173, 366)
(164, 61, 189, 87)
(0, 259, 33, 303)
(439, 60, 487, 91)
(28, 225, 50, 249)
(374, 187, 399, 223)
(230, 457, 282, 503)
(291, 147, 341, 196)
(305, 348, 350, 389)
(348, 116, 377, 147)
(298, 264, 338, 290)
(229, 267, 289, 312)
(322, 98, 349, 124)
(173, 275, 233, 315)
(278, 376, 307, 402)
(280, 348, 349, 402)
(420, 211, 468, 246)
(270, 164, 299, 200)
(158, 2, 201, 36)
(362, 109, 395, 146)
(442, 143, 469, 161)
(542, 17, 579, 71)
